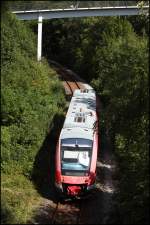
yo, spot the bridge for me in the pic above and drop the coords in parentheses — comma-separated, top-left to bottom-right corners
(11, 2, 149, 61)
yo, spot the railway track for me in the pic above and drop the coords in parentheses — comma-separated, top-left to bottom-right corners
(48, 61, 103, 225)
(60, 69, 80, 96)
(29, 60, 117, 225)
(49, 60, 84, 96)
(50, 200, 83, 224)
(47, 60, 85, 224)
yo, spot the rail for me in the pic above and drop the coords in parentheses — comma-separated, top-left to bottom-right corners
(50, 199, 83, 224)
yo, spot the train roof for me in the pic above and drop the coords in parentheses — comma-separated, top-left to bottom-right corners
(60, 89, 97, 141)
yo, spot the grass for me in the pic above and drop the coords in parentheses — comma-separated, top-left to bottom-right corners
(1, 111, 66, 224)
(1, 172, 43, 224)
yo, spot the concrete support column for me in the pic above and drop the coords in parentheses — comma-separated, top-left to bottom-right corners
(37, 13, 43, 61)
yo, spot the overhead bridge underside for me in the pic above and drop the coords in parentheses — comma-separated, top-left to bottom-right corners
(11, 5, 149, 61)
(13, 6, 149, 20)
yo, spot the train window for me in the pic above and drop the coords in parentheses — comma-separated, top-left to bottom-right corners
(61, 140, 92, 176)
(63, 150, 79, 162)
(61, 138, 93, 147)
(62, 150, 90, 165)
(61, 152, 90, 175)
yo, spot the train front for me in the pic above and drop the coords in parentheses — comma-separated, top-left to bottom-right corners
(55, 89, 98, 198)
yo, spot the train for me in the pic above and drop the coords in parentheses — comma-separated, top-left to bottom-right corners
(55, 88, 99, 198)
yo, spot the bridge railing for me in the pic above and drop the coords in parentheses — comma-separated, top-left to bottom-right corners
(8, 1, 149, 11)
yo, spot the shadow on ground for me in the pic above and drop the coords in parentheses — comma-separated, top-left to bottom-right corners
(32, 113, 65, 203)
(30, 97, 119, 224)
(1, 197, 14, 224)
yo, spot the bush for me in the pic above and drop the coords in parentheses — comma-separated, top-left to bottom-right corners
(1, 9, 66, 223)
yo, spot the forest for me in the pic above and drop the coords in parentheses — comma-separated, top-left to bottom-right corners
(1, 3, 66, 224)
(1, 1, 149, 224)
(39, 12, 149, 224)
(8, 0, 139, 10)
(33, 11, 149, 225)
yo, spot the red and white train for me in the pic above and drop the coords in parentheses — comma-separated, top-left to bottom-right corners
(55, 89, 99, 198)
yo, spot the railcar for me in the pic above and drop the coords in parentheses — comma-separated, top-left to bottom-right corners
(55, 89, 99, 198)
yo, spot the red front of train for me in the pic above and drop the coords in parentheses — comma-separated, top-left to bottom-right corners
(55, 130, 98, 196)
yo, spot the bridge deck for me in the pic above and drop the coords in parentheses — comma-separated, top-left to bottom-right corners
(12, 6, 149, 20)
(11, 4, 149, 61)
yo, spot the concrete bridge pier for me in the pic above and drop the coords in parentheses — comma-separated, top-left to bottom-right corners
(37, 13, 43, 61)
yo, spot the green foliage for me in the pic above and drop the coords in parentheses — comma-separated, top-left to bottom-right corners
(7, 1, 140, 11)
(1, 9, 66, 224)
(41, 16, 149, 224)
(2, 5, 149, 224)
(1, 173, 42, 224)
(91, 19, 149, 224)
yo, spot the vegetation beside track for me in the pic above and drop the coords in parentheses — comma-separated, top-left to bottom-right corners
(40, 15, 149, 224)
(1, 5, 66, 224)
(1, 1, 149, 224)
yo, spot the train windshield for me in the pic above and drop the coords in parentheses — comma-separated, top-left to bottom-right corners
(61, 138, 93, 176)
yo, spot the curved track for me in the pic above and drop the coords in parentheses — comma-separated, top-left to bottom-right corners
(31, 60, 117, 225)
(59, 68, 80, 96)
(49, 60, 85, 96)
(48, 60, 85, 224)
